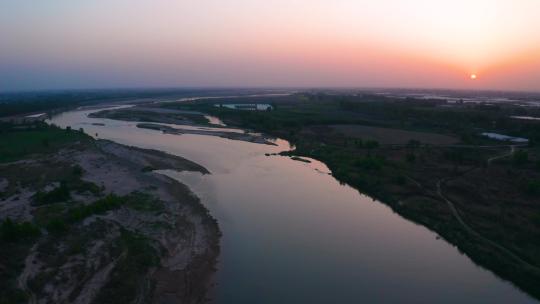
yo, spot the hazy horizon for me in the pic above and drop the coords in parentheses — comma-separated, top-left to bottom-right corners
(1, 0, 539, 92)
(3, 85, 540, 96)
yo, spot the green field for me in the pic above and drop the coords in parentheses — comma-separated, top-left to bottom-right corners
(330, 124, 458, 145)
(0, 123, 90, 163)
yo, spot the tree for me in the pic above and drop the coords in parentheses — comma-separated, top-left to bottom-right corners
(364, 140, 379, 156)
(365, 140, 379, 149)
(526, 180, 540, 196)
(72, 165, 84, 177)
(407, 139, 421, 149)
(513, 150, 529, 166)
(0, 218, 40, 242)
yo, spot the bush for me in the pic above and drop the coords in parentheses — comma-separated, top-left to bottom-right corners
(0, 218, 41, 242)
(364, 140, 379, 150)
(70, 180, 101, 195)
(33, 181, 70, 205)
(406, 153, 416, 163)
(392, 175, 406, 185)
(93, 231, 159, 304)
(513, 150, 529, 166)
(71, 165, 84, 177)
(354, 157, 383, 171)
(526, 180, 540, 196)
(407, 139, 421, 149)
(45, 218, 68, 234)
(67, 194, 123, 223)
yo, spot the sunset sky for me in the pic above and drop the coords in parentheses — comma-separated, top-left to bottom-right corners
(1, 0, 539, 92)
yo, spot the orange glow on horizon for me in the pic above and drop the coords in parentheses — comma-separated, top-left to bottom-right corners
(1, 0, 539, 91)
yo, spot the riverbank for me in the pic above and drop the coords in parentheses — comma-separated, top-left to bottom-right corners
(82, 94, 540, 300)
(46, 102, 539, 303)
(0, 123, 220, 304)
(183, 92, 540, 301)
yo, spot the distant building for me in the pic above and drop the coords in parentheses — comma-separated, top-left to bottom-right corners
(215, 103, 273, 111)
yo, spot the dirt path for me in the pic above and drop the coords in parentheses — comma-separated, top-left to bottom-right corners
(407, 145, 539, 272)
(436, 178, 540, 272)
(487, 145, 516, 165)
(18, 245, 38, 304)
(434, 145, 540, 272)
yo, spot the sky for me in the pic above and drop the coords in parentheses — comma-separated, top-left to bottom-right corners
(1, 0, 539, 92)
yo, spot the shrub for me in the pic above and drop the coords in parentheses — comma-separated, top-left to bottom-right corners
(392, 175, 406, 185)
(33, 181, 70, 205)
(364, 140, 379, 150)
(513, 150, 529, 166)
(407, 139, 421, 149)
(354, 157, 383, 171)
(406, 153, 416, 163)
(526, 180, 540, 196)
(70, 180, 101, 195)
(0, 218, 41, 242)
(71, 165, 84, 177)
(67, 194, 123, 223)
(92, 231, 159, 304)
(45, 218, 68, 234)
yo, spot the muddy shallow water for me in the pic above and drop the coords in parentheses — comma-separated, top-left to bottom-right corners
(50, 107, 537, 304)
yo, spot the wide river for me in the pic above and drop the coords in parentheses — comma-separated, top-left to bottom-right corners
(50, 107, 537, 304)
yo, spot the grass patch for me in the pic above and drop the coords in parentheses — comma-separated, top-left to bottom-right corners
(0, 218, 41, 242)
(66, 195, 124, 223)
(124, 192, 164, 213)
(32, 181, 71, 205)
(42, 192, 163, 235)
(0, 122, 90, 163)
(33, 204, 67, 227)
(32, 179, 102, 206)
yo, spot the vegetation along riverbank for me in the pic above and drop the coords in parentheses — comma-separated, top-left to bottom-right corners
(0, 121, 220, 304)
(171, 92, 540, 300)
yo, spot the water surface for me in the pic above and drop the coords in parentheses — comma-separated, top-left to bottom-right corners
(50, 107, 537, 304)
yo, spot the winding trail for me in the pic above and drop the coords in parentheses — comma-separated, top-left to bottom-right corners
(487, 145, 516, 165)
(435, 145, 540, 272)
(436, 179, 539, 271)
(18, 245, 38, 304)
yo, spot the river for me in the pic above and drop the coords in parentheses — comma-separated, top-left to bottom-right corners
(50, 107, 537, 304)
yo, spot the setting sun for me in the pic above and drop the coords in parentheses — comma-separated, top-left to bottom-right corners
(470, 74, 478, 80)
(1, 0, 539, 91)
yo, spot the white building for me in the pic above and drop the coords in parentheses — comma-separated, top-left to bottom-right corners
(215, 103, 273, 111)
